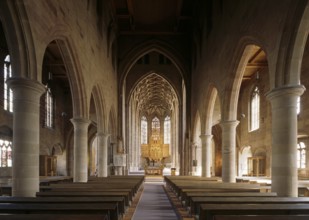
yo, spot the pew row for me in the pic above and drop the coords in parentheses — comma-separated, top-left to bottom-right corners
(213, 215, 309, 220)
(191, 196, 309, 216)
(0, 203, 117, 220)
(199, 203, 309, 220)
(0, 196, 126, 216)
(0, 214, 108, 220)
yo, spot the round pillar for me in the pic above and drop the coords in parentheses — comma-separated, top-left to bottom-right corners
(7, 78, 45, 197)
(220, 120, 239, 183)
(70, 118, 91, 182)
(200, 134, 213, 177)
(267, 85, 305, 197)
(97, 132, 110, 177)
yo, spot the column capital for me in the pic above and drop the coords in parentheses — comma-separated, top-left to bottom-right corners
(70, 118, 91, 127)
(220, 120, 239, 129)
(266, 84, 305, 101)
(96, 132, 111, 138)
(199, 134, 213, 140)
(7, 77, 45, 98)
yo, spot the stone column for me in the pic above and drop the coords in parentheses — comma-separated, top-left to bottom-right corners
(70, 118, 91, 182)
(97, 132, 110, 177)
(200, 134, 213, 177)
(7, 78, 45, 197)
(220, 120, 239, 183)
(267, 85, 305, 197)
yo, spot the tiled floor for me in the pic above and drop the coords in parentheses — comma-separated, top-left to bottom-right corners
(132, 178, 179, 220)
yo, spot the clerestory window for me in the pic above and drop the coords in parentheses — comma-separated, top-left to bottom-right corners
(3, 55, 13, 112)
(250, 86, 260, 131)
(164, 116, 170, 144)
(45, 87, 54, 128)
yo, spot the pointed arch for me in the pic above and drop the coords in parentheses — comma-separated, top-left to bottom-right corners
(192, 111, 201, 143)
(222, 42, 266, 121)
(286, 1, 309, 84)
(202, 84, 220, 134)
(108, 105, 117, 143)
(0, 1, 37, 79)
(56, 39, 88, 118)
(91, 84, 107, 133)
(128, 71, 181, 104)
(119, 39, 189, 84)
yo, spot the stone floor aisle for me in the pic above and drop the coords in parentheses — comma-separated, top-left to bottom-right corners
(132, 179, 179, 220)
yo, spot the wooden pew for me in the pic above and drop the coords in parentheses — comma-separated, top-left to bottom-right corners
(165, 179, 265, 197)
(179, 188, 262, 203)
(0, 203, 118, 220)
(36, 191, 131, 207)
(40, 186, 135, 206)
(1, 176, 144, 196)
(39, 176, 73, 186)
(0, 214, 108, 220)
(183, 191, 277, 207)
(0, 196, 126, 216)
(199, 203, 309, 220)
(44, 183, 137, 197)
(191, 196, 309, 216)
(213, 215, 309, 220)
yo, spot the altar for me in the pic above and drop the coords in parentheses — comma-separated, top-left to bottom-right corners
(144, 166, 163, 175)
(141, 118, 170, 175)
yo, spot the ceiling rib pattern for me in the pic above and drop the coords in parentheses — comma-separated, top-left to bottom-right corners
(132, 73, 177, 116)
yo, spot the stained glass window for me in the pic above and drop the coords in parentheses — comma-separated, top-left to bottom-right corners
(4, 55, 13, 112)
(141, 116, 148, 144)
(250, 86, 260, 131)
(164, 116, 170, 144)
(0, 139, 12, 167)
(152, 117, 160, 142)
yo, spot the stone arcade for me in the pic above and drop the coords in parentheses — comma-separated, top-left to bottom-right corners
(1, 1, 309, 219)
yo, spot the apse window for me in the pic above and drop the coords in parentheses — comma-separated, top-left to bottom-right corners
(250, 86, 260, 131)
(141, 116, 148, 144)
(3, 55, 13, 113)
(297, 141, 306, 169)
(0, 139, 12, 167)
(164, 116, 170, 144)
(152, 117, 160, 141)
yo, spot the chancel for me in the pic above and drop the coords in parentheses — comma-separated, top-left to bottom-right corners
(1, 0, 309, 219)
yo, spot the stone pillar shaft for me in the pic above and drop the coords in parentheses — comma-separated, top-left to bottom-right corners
(200, 134, 213, 177)
(70, 118, 90, 182)
(7, 78, 45, 197)
(267, 85, 305, 197)
(220, 120, 239, 183)
(97, 132, 110, 177)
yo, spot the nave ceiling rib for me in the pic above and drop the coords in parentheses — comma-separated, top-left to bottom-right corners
(132, 73, 177, 117)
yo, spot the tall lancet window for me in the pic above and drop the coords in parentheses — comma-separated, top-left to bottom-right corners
(164, 116, 170, 144)
(45, 72, 54, 128)
(141, 116, 148, 144)
(250, 86, 260, 131)
(4, 55, 13, 112)
(152, 117, 160, 142)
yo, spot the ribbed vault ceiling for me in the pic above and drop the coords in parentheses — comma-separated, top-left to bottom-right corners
(132, 73, 177, 116)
